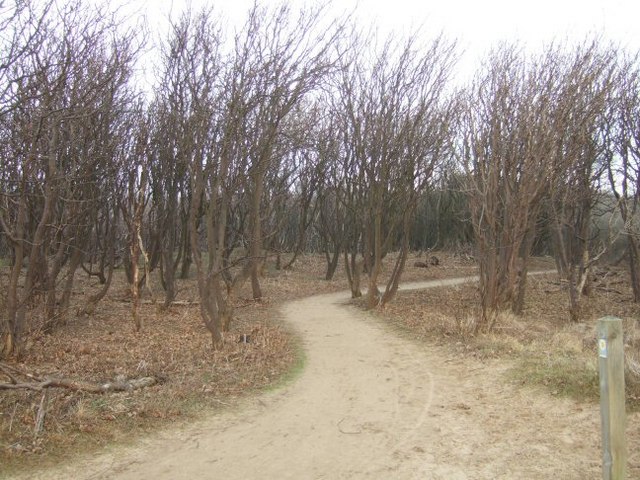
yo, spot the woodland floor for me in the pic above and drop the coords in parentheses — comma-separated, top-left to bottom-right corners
(1, 252, 639, 478)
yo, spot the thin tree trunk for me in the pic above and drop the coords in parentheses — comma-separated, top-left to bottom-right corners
(325, 248, 340, 281)
(2, 192, 27, 357)
(366, 208, 383, 309)
(130, 230, 142, 332)
(344, 250, 362, 298)
(568, 266, 581, 322)
(629, 236, 640, 302)
(249, 172, 264, 301)
(57, 245, 83, 324)
(43, 227, 70, 333)
(381, 211, 412, 306)
(83, 255, 115, 315)
(190, 194, 223, 349)
(162, 252, 176, 309)
(179, 218, 192, 279)
(83, 210, 118, 315)
(512, 223, 537, 315)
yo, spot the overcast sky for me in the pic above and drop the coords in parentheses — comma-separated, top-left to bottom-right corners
(115, 0, 640, 83)
(133, 0, 640, 45)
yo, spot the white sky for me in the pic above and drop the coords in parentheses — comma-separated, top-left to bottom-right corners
(134, 0, 640, 47)
(115, 0, 640, 82)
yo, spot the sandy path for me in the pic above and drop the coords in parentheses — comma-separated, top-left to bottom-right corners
(22, 277, 606, 479)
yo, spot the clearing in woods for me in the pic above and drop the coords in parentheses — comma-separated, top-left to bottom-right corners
(18, 277, 605, 480)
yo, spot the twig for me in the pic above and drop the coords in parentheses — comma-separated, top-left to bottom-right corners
(8, 403, 18, 433)
(0, 363, 19, 384)
(34, 390, 48, 439)
(596, 287, 624, 295)
(0, 362, 42, 382)
(128, 300, 199, 306)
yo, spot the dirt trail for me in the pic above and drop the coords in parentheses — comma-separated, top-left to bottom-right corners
(21, 277, 604, 479)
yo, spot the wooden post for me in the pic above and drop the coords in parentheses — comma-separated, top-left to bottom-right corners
(597, 316, 626, 480)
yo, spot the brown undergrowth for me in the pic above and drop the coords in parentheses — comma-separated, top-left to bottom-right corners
(0, 254, 346, 477)
(376, 259, 640, 412)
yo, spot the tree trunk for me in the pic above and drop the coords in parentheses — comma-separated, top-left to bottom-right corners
(249, 171, 264, 301)
(162, 245, 177, 309)
(366, 208, 383, 309)
(629, 236, 640, 302)
(512, 257, 528, 316)
(57, 244, 83, 324)
(83, 211, 118, 315)
(479, 246, 499, 331)
(568, 266, 581, 322)
(180, 247, 192, 279)
(512, 223, 537, 315)
(380, 245, 408, 307)
(2, 192, 27, 358)
(190, 203, 223, 349)
(83, 253, 115, 316)
(344, 250, 362, 298)
(130, 230, 142, 332)
(325, 248, 340, 281)
(381, 212, 412, 306)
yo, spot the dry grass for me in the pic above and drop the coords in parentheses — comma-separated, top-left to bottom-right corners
(375, 261, 640, 411)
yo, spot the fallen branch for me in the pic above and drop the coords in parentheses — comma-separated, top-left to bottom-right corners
(595, 287, 624, 295)
(0, 362, 158, 393)
(119, 299, 199, 306)
(0, 376, 158, 393)
(166, 300, 199, 306)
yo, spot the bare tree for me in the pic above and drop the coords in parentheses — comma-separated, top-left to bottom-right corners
(313, 110, 347, 280)
(606, 52, 640, 301)
(152, 27, 200, 309)
(334, 31, 457, 307)
(463, 41, 616, 326)
(546, 41, 616, 322)
(461, 45, 562, 327)
(119, 106, 153, 332)
(222, 3, 343, 301)
(154, 7, 228, 346)
(279, 103, 326, 271)
(0, 1, 51, 117)
(0, 0, 139, 354)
